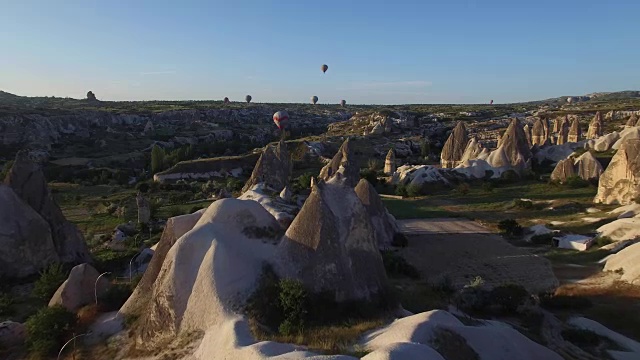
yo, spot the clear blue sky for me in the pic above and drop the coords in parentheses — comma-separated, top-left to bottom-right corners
(1, 0, 639, 104)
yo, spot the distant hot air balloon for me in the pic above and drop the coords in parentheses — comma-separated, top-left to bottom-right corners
(321, 64, 328, 73)
(340, 99, 346, 107)
(273, 111, 289, 130)
(490, 100, 494, 105)
(224, 97, 230, 104)
(245, 95, 252, 103)
(311, 96, 318, 104)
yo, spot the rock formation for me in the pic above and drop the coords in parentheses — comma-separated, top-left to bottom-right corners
(121, 210, 205, 317)
(460, 137, 483, 163)
(49, 263, 110, 312)
(276, 178, 390, 302)
(523, 124, 532, 148)
(440, 122, 468, 168)
(594, 138, 640, 205)
(384, 148, 396, 175)
(604, 241, 640, 284)
(136, 192, 151, 225)
(550, 158, 577, 183)
(556, 117, 570, 145)
(568, 117, 582, 143)
(354, 179, 400, 249)
(4, 151, 90, 264)
(626, 113, 638, 127)
(0, 321, 26, 347)
(143, 119, 155, 135)
(575, 151, 604, 181)
(279, 186, 292, 201)
(531, 118, 548, 146)
(587, 114, 604, 139)
(242, 139, 292, 193)
(318, 138, 360, 187)
(0, 185, 59, 278)
(496, 118, 532, 169)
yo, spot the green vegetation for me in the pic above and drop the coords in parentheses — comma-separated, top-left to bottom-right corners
(381, 251, 420, 279)
(382, 198, 456, 219)
(0, 292, 15, 317)
(25, 305, 77, 357)
(32, 263, 68, 301)
(98, 283, 134, 312)
(497, 219, 524, 237)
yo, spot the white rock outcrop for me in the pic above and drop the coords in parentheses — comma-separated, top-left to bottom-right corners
(49, 263, 110, 312)
(594, 138, 640, 205)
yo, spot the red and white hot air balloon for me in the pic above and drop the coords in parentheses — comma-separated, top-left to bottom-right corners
(273, 111, 289, 130)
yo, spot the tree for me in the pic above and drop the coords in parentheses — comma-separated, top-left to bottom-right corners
(420, 139, 431, 159)
(151, 145, 165, 174)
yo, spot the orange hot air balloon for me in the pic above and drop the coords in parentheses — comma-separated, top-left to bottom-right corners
(321, 64, 328, 73)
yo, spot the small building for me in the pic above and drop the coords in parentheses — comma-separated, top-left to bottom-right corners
(553, 234, 594, 251)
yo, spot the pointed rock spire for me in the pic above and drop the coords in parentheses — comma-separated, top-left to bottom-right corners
(568, 117, 582, 143)
(318, 138, 360, 187)
(242, 138, 292, 193)
(440, 121, 468, 168)
(384, 148, 396, 175)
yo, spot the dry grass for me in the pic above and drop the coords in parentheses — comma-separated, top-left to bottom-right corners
(250, 318, 385, 355)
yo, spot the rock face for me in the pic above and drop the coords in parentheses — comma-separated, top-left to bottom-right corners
(126, 199, 281, 349)
(626, 113, 638, 127)
(384, 148, 396, 175)
(0, 185, 59, 278)
(354, 179, 399, 249)
(604, 242, 640, 284)
(242, 139, 292, 193)
(531, 118, 548, 146)
(575, 151, 604, 181)
(568, 117, 582, 143)
(121, 210, 205, 317)
(49, 263, 110, 312)
(523, 124, 532, 148)
(440, 122, 468, 168)
(550, 158, 577, 183)
(556, 117, 570, 145)
(460, 137, 483, 163)
(318, 138, 360, 187)
(496, 118, 532, 169)
(136, 192, 151, 225)
(4, 151, 90, 265)
(143, 119, 154, 135)
(594, 139, 640, 204)
(587, 114, 604, 139)
(0, 321, 26, 347)
(276, 178, 390, 302)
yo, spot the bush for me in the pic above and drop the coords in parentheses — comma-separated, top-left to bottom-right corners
(246, 265, 284, 329)
(481, 182, 494, 192)
(596, 236, 613, 247)
(564, 176, 590, 188)
(98, 283, 133, 312)
(0, 292, 15, 317)
(395, 184, 408, 197)
(360, 169, 379, 186)
(391, 233, 408, 247)
(278, 279, 308, 335)
(296, 172, 313, 191)
(135, 182, 150, 193)
(381, 251, 420, 279)
(455, 183, 470, 195)
(406, 184, 422, 197)
(540, 294, 593, 310)
(513, 199, 534, 209)
(25, 305, 77, 356)
(498, 219, 523, 237)
(32, 263, 68, 301)
(489, 284, 529, 314)
(530, 233, 554, 245)
(500, 170, 520, 183)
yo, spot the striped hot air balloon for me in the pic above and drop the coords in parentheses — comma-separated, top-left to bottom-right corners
(273, 111, 289, 130)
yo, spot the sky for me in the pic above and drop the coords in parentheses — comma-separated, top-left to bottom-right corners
(1, 0, 639, 105)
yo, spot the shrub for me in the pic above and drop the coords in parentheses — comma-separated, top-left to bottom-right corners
(360, 169, 379, 186)
(498, 219, 523, 237)
(530, 233, 554, 245)
(168, 205, 185, 217)
(25, 305, 77, 356)
(513, 199, 534, 209)
(564, 176, 590, 188)
(32, 263, 68, 301)
(0, 292, 15, 317)
(296, 172, 313, 190)
(500, 170, 520, 183)
(540, 294, 592, 310)
(135, 182, 150, 193)
(488, 284, 529, 314)
(391, 233, 408, 247)
(455, 183, 470, 195)
(395, 184, 408, 197)
(406, 184, 422, 197)
(381, 251, 420, 279)
(98, 283, 132, 312)
(367, 158, 381, 171)
(278, 279, 308, 335)
(596, 236, 613, 247)
(481, 182, 494, 192)
(246, 265, 284, 329)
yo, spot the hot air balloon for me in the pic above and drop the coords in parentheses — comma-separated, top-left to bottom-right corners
(490, 100, 494, 105)
(273, 111, 289, 130)
(224, 97, 230, 104)
(340, 99, 346, 107)
(311, 96, 318, 104)
(245, 95, 252, 103)
(321, 64, 328, 73)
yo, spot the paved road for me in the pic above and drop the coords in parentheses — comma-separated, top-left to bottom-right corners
(398, 218, 492, 235)
(396, 218, 558, 293)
